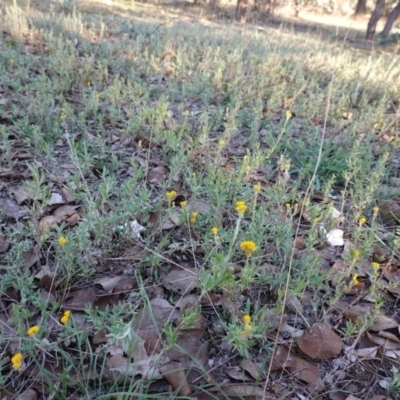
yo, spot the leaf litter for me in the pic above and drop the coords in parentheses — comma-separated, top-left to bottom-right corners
(1, 2, 400, 400)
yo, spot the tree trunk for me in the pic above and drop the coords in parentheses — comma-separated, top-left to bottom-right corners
(235, 0, 248, 22)
(380, 1, 400, 37)
(354, 0, 367, 15)
(366, 0, 385, 39)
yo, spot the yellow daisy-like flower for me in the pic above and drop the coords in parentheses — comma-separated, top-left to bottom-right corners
(180, 201, 187, 208)
(285, 110, 292, 119)
(189, 212, 198, 225)
(371, 262, 380, 269)
(359, 217, 367, 225)
(243, 314, 252, 324)
(372, 206, 379, 214)
(242, 324, 253, 335)
(11, 352, 23, 371)
(166, 190, 177, 204)
(235, 201, 247, 215)
(27, 325, 40, 337)
(239, 241, 257, 257)
(219, 139, 226, 147)
(58, 236, 68, 247)
(60, 310, 71, 325)
(211, 227, 218, 235)
(253, 183, 261, 193)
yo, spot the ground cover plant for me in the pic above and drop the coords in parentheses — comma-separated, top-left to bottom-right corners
(1, 0, 400, 399)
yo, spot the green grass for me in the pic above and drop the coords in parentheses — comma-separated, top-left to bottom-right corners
(1, 0, 400, 399)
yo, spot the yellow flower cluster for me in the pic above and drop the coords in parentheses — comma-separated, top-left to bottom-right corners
(239, 241, 257, 257)
(60, 310, 71, 325)
(253, 183, 261, 193)
(180, 200, 187, 208)
(11, 352, 23, 371)
(211, 227, 218, 235)
(166, 190, 177, 205)
(58, 236, 68, 247)
(242, 314, 253, 336)
(27, 325, 40, 337)
(236, 201, 247, 215)
(359, 217, 367, 225)
(352, 273, 361, 285)
(190, 212, 198, 225)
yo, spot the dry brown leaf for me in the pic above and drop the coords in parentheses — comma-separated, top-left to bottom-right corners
(366, 331, 400, 350)
(21, 248, 39, 270)
(222, 384, 265, 398)
(270, 345, 296, 371)
(11, 185, 30, 204)
(297, 323, 342, 359)
(48, 192, 64, 205)
(63, 289, 97, 310)
(0, 234, 10, 253)
(224, 366, 253, 381)
(379, 200, 400, 225)
(161, 210, 182, 230)
(370, 315, 399, 331)
(15, 389, 37, 400)
(94, 276, 122, 291)
(188, 199, 211, 214)
(1, 198, 27, 220)
(355, 346, 379, 359)
(240, 359, 261, 380)
(0, 168, 25, 180)
(147, 166, 169, 184)
(39, 215, 63, 237)
(160, 362, 191, 396)
(162, 265, 198, 294)
(345, 396, 362, 400)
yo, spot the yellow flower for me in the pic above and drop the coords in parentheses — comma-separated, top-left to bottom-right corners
(253, 183, 261, 193)
(371, 262, 380, 269)
(166, 190, 177, 204)
(243, 314, 252, 324)
(189, 212, 198, 225)
(27, 325, 40, 337)
(373, 206, 379, 214)
(239, 241, 257, 257)
(11, 352, 23, 371)
(359, 217, 367, 225)
(235, 201, 247, 215)
(58, 236, 68, 247)
(211, 227, 218, 235)
(353, 249, 360, 260)
(180, 201, 187, 208)
(60, 310, 71, 325)
(285, 110, 292, 119)
(219, 139, 226, 147)
(352, 273, 361, 285)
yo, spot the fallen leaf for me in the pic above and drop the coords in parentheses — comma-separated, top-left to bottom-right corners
(21, 248, 39, 270)
(63, 289, 97, 310)
(11, 185, 30, 204)
(367, 331, 400, 350)
(39, 215, 63, 238)
(1, 198, 27, 220)
(94, 276, 123, 291)
(297, 323, 342, 359)
(326, 229, 344, 246)
(370, 315, 398, 331)
(224, 366, 253, 381)
(378, 200, 400, 225)
(160, 362, 191, 396)
(162, 265, 198, 294)
(147, 166, 168, 184)
(161, 210, 182, 230)
(221, 384, 265, 398)
(15, 389, 37, 400)
(240, 358, 262, 380)
(48, 192, 64, 205)
(0, 234, 10, 252)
